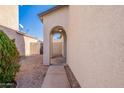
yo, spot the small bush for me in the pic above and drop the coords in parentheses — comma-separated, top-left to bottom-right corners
(0, 30, 20, 84)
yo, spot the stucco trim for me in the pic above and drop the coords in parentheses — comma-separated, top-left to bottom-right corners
(38, 5, 68, 22)
(16, 31, 38, 40)
(0, 25, 39, 41)
(0, 25, 17, 32)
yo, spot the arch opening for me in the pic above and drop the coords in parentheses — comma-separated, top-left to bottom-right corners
(50, 26, 67, 65)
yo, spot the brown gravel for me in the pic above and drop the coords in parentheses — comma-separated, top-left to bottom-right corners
(15, 55, 48, 88)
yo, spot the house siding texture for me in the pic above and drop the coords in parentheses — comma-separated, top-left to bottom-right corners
(0, 25, 25, 56)
(0, 6, 25, 56)
(0, 5, 18, 30)
(42, 6, 69, 65)
(68, 6, 124, 87)
(42, 5, 124, 87)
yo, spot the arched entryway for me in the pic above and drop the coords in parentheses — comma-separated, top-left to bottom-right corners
(50, 26, 67, 65)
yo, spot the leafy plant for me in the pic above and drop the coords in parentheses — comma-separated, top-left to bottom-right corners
(0, 30, 20, 85)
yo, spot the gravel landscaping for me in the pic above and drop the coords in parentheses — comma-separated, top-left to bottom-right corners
(15, 55, 48, 88)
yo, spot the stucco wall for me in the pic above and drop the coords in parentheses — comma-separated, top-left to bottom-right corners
(16, 33, 25, 56)
(42, 6, 69, 65)
(0, 25, 40, 56)
(0, 5, 40, 56)
(0, 25, 25, 56)
(68, 6, 124, 87)
(0, 5, 18, 30)
(0, 5, 24, 56)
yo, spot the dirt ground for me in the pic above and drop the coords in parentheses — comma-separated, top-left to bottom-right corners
(15, 55, 48, 88)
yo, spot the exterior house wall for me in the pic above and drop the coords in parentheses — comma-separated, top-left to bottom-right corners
(0, 5, 18, 30)
(0, 25, 25, 56)
(68, 6, 124, 87)
(0, 5, 41, 56)
(16, 33, 25, 56)
(0, 25, 40, 56)
(0, 5, 25, 56)
(42, 6, 69, 65)
(42, 5, 124, 88)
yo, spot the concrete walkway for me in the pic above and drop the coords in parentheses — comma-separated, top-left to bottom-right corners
(51, 56, 66, 65)
(42, 65, 71, 88)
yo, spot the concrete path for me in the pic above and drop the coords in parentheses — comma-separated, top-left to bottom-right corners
(42, 65, 71, 88)
(51, 56, 66, 65)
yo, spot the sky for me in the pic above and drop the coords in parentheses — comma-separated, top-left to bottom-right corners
(19, 5, 55, 41)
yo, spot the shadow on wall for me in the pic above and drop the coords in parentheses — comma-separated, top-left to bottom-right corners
(0, 25, 25, 57)
(40, 43, 43, 54)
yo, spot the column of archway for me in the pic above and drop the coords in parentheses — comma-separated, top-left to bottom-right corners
(43, 29, 50, 65)
(63, 32, 67, 61)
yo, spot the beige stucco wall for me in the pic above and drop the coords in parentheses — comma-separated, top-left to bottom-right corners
(0, 5, 18, 30)
(67, 6, 124, 87)
(0, 5, 24, 56)
(0, 5, 40, 56)
(0, 25, 40, 56)
(42, 6, 69, 65)
(0, 25, 25, 56)
(16, 33, 25, 56)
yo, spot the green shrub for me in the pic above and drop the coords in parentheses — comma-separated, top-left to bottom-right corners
(0, 30, 20, 84)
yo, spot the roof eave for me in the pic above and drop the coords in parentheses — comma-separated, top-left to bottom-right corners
(38, 5, 68, 22)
